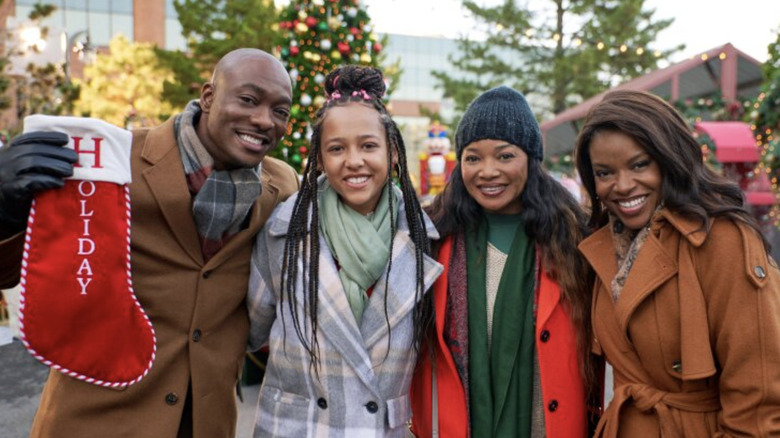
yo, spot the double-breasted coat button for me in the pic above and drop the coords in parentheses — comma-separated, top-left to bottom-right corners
(317, 398, 328, 409)
(165, 392, 179, 405)
(540, 330, 550, 343)
(192, 329, 202, 342)
(754, 266, 766, 279)
(548, 399, 558, 412)
(672, 360, 682, 373)
(365, 401, 379, 413)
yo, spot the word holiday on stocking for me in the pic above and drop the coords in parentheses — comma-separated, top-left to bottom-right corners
(76, 181, 96, 295)
(74, 135, 104, 296)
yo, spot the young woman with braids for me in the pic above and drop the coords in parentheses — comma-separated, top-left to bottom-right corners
(246, 65, 443, 437)
(410, 86, 602, 438)
(575, 90, 780, 437)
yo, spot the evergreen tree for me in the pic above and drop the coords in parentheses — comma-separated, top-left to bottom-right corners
(157, 0, 279, 109)
(762, 24, 780, 83)
(754, 24, 780, 180)
(74, 35, 176, 129)
(275, 0, 393, 170)
(436, 0, 681, 115)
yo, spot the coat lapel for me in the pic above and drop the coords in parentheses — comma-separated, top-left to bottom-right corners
(579, 226, 619, 292)
(580, 224, 678, 333)
(360, 230, 442, 348)
(313, 238, 384, 396)
(535, 264, 561, 332)
(613, 234, 677, 332)
(139, 119, 202, 265)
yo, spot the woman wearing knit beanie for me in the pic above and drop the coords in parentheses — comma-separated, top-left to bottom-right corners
(410, 86, 602, 438)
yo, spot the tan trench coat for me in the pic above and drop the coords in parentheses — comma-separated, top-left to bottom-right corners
(0, 117, 300, 438)
(579, 209, 780, 437)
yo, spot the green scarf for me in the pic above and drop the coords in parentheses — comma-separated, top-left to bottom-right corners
(318, 180, 399, 324)
(467, 215, 536, 437)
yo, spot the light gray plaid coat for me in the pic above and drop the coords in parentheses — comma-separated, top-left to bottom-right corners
(247, 193, 443, 438)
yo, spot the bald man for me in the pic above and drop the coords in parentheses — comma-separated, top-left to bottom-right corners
(0, 49, 300, 438)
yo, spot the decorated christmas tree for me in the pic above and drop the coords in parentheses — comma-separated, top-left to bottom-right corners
(274, 0, 389, 171)
(754, 27, 780, 179)
(751, 27, 780, 225)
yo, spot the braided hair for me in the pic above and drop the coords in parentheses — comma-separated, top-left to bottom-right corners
(281, 65, 433, 369)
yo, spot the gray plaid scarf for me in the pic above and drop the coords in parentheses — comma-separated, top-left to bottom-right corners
(175, 100, 262, 260)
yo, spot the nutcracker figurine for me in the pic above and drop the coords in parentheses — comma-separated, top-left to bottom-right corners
(418, 122, 456, 197)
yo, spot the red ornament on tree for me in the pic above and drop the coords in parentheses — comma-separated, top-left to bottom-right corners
(337, 41, 351, 54)
(305, 16, 317, 27)
(350, 27, 359, 36)
(290, 46, 300, 56)
(373, 42, 383, 53)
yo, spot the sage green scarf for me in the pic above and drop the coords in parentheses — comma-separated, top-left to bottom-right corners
(318, 180, 399, 324)
(467, 214, 536, 437)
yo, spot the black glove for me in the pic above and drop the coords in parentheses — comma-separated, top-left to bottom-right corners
(0, 131, 77, 234)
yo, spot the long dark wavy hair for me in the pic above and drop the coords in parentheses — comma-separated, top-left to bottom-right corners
(575, 89, 769, 251)
(427, 121, 599, 405)
(281, 65, 432, 369)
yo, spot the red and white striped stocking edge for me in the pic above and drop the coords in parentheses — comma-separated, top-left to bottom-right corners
(17, 185, 157, 388)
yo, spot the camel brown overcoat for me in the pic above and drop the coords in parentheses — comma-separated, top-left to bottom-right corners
(0, 117, 300, 438)
(579, 209, 780, 437)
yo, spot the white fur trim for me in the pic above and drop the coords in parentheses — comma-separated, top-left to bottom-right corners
(23, 115, 132, 184)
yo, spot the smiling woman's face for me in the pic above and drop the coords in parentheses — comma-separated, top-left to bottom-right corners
(319, 103, 390, 215)
(588, 130, 662, 231)
(460, 139, 528, 215)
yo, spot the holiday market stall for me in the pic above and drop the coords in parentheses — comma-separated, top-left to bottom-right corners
(541, 43, 764, 158)
(695, 121, 777, 220)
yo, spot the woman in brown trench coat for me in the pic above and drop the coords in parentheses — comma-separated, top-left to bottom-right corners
(575, 89, 780, 437)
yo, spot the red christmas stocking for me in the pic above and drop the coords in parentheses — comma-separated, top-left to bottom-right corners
(19, 115, 156, 388)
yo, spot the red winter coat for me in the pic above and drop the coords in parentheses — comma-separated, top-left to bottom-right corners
(409, 236, 589, 438)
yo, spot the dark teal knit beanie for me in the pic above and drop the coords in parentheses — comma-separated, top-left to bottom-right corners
(455, 86, 543, 161)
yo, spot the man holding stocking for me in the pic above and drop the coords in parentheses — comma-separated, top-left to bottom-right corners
(0, 48, 299, 438)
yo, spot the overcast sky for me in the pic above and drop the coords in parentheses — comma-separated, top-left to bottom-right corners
(361, 0, 780, 62)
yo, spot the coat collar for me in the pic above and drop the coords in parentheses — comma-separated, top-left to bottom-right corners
(579, 208, 709, 289)
(138, 117, 284, 268)
(579, 210, 679, 332)
(653, 209, 709, 248)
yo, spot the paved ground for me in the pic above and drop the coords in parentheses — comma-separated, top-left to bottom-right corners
(0, 335, 49, 438)
(0, 332, 261, 438)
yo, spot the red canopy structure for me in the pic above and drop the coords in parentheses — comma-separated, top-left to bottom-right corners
(695, 121, 759, 163)
(695, 121, 776, 206)
(541, 43, 763, 157)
